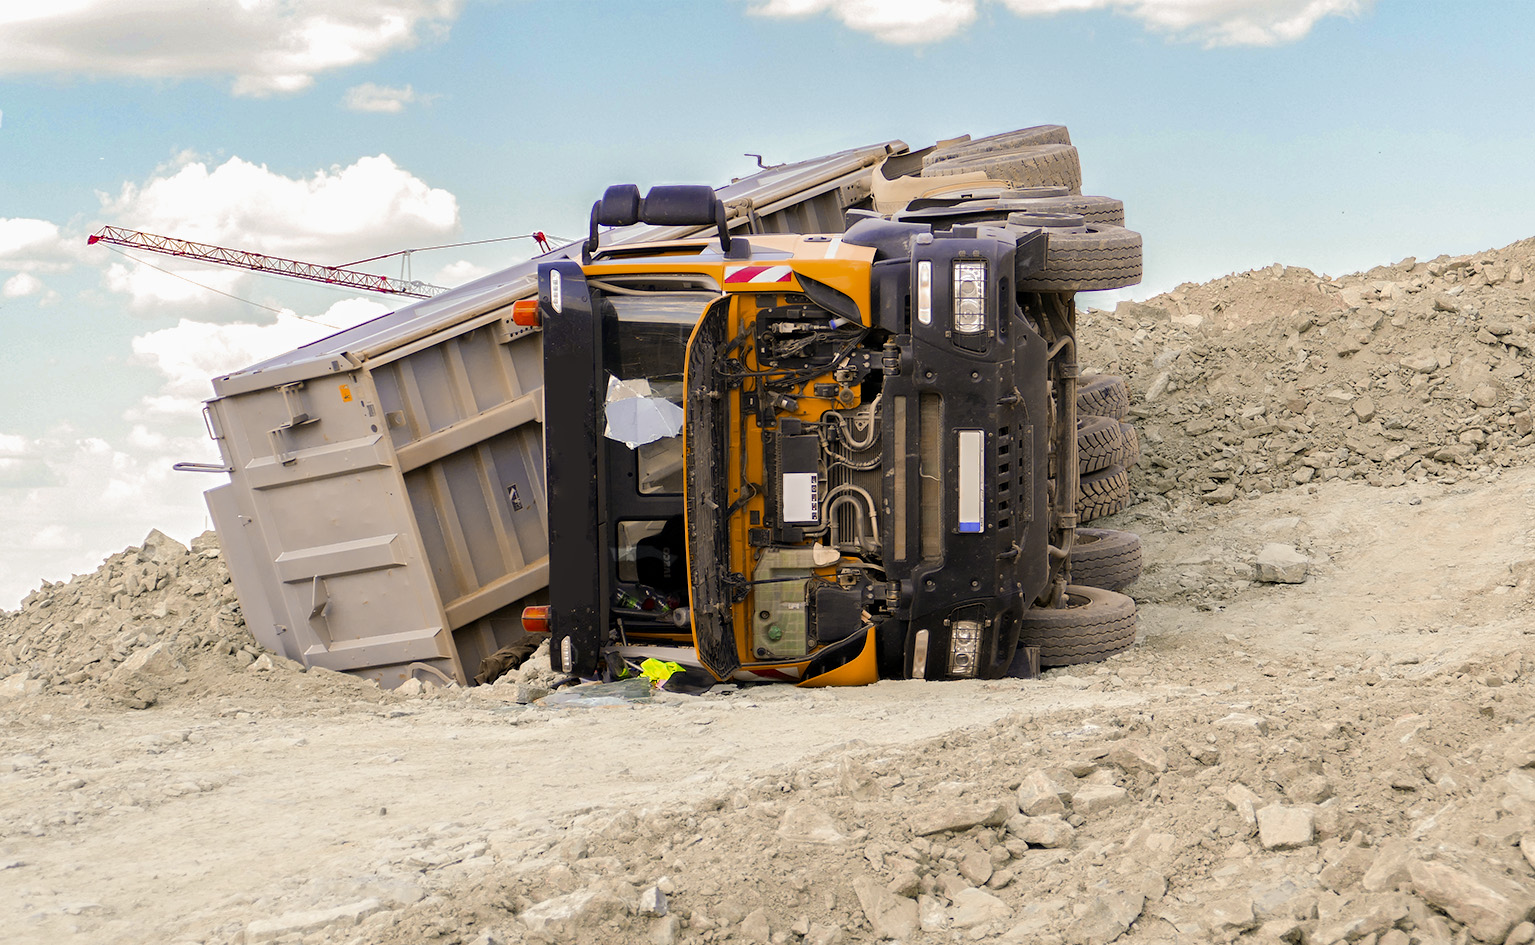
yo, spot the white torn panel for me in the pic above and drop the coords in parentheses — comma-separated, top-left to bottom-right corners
(604, 375, 684, 449)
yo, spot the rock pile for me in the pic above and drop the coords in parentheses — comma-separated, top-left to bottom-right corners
(0, 529, 256, 708)
(484, 641, 565, 704)
(1079, 238, 1535, 504)
(337, 645, 1535, 945)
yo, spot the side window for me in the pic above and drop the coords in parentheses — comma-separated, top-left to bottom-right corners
(596, 288, 717, 496)
(637, 436, 685, 494)
(614, 518, 686, 593)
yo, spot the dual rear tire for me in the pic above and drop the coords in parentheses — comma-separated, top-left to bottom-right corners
(1018, 585, 1138, 666)
(1077, 415, 1139, 475)
(924, 142, 1084, 194)
(1072, 375, 1136, 524)
(1026, 376, 1143, 666)
(1068, 528, 1142, 593)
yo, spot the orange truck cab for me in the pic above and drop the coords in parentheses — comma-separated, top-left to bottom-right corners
(532, 182, 1135, 685)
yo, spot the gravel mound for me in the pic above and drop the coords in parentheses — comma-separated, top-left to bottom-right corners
(0, 530, 259, 708)
(351, 645, 1535, 945)
(1079, 238, 1534, 505)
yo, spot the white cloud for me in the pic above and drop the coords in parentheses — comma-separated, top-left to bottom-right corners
(435, 258, 495, 286)
(750, 0, 1368, 46)
(126, 424, 170, 451)
(104, 258, 252, 312)
(0, 217, 78, 272)
(96, 154, 457, 312)
(2, 272, 44, 298)
(0, 432, 62, 489)
(1, 270, 60, 305)
(26, 525, 74, 553)
(0, 1, 461, 97)
(126, 299, 388, 420)
(0, 423, 220, 610)
(751, 0, 978, 43)
(343, 82, 424, 112)
(318, 296, 391, 326)
(102, 153, 459, 264)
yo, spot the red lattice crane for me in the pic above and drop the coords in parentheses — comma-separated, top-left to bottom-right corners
(87, 226, 449, 298)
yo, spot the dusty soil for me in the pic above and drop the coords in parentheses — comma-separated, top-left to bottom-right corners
(3, 239, 1535, 945)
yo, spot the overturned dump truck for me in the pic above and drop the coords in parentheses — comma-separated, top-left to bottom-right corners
(194, 125, 1145, 688)
(529, 133, 1145, 686)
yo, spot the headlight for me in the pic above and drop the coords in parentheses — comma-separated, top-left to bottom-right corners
(950, 619, 981, 677)
(916, 260, 933, 326)
(953, 260, 986, 334)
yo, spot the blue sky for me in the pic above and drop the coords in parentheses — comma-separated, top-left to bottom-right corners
(2, 0, 1532, 607)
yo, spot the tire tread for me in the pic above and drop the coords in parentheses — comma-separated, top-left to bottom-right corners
(1077, 415, 1124, 475)
(1007, 194, 1125, 226)
(923, 144, 1083, 194)
(923, 125, 1073, 167)
(1077, 376, 1130, 421)
(1018, 224, 1143, 292)
(1018, 585, 1137, 666)
(1077, 464, 1131, 523)
(1068, 528, 1142, 591)
(1118, 421, 1141, 470)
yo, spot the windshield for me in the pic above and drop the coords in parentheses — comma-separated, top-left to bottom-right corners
(599, 291, 715, 383)
(597, 289, 717, 495)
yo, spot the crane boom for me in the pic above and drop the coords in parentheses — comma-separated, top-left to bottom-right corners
(86, 226, 446, 298)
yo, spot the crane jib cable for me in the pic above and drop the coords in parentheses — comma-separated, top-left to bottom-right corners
(101, 245, 343, 328)
(337, 231, 561, 267)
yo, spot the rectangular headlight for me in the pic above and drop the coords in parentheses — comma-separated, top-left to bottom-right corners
(950, 619, 981, 677)
(953, 260, 986, 334)
(916, 260, 933, 326)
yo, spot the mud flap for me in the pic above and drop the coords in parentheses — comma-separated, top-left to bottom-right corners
(797, 627, 879, 687)
(1006, 644, 1041, 679)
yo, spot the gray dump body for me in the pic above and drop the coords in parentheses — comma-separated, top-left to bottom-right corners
(200, 139, 903, 686)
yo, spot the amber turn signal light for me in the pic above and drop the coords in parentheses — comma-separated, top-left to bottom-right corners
(511, 298, 541, 327)
(521, 605, 551, 633)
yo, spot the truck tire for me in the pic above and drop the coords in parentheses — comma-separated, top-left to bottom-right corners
(1077, 464, 1131, 522)
(1077, 415, 1125, 475)
(1005, 194, 1125, 227)
(1068, 528, 1142, 592)
(1018, 584, 1137, 666)
(1092, 420, 1142, 469)
(1017, 224, 1142, 292)
(924, 125, 1073, 167)
(1077, 375, 1130, 421)
(922, 144, 1083, 194)
(1118, 421, 1141, 469)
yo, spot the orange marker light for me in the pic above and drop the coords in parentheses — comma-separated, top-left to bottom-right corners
(521, 605, 551, 633)
(511, 298, 541, 327)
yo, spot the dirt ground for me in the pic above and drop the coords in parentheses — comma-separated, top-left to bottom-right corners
(3, 240, 1535, 945)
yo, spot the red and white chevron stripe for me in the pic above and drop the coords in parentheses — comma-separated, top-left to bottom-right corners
(725, 264, 794, 284)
